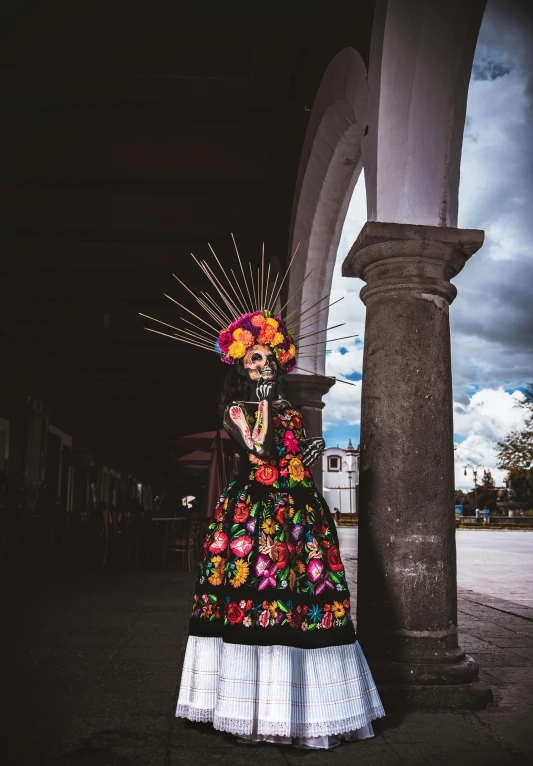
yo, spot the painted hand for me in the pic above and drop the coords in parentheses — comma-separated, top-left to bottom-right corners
(301, 437, 325, 468)
(256, 380, 276, 402)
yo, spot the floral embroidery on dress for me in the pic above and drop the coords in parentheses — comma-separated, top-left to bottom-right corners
(223, 597, 352, 631)
(191, 405, 354, 645)
(197, 481, 349, 597)
(248, 409, 313, 489)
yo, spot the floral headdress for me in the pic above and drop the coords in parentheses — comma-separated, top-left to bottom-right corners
(217, 311, 296, 371)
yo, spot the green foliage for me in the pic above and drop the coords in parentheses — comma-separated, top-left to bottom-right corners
(497, 384, 533, 471)
(482, 469, 495, 488)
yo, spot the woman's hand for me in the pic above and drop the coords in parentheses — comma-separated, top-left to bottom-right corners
(256, 380, 277, 402)
(301, 437, 325, 468)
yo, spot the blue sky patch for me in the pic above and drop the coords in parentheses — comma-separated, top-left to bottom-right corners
(324, 423, 361, 450)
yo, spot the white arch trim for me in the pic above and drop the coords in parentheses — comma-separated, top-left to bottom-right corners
(287, 48, 368, 375)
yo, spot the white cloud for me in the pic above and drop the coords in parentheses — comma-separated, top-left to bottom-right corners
(453, 388, 527, 488)
(454, 388, 526, 441)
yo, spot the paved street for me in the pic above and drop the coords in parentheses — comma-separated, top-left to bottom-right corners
(1, 529, 532, 766)
(338, 527, 533, 608)
(456, 530, 533, 608)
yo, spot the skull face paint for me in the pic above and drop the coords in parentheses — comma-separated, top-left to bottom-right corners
(243, 344, 278, 382)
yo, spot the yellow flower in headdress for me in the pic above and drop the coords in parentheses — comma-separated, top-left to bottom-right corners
(271, 332, 284, 347)
(233, 328, 243, 340)
(288, 344, 296, 358)
(229, 340, 246, 358)
(266, 317, 279, 329)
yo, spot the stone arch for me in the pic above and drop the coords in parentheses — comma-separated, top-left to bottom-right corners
(286, 48, 368, 375)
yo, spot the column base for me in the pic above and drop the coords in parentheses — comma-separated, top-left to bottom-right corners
(377, 681, 493, 711)
(370, 651, 479, 685)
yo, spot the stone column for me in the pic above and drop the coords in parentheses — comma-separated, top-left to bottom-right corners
(283, 373, 334, 494)
(342, 221, 492, 709)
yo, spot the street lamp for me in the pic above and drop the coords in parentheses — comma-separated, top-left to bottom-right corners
(464, 464, 483, 509)
(342, 459, 356, 516)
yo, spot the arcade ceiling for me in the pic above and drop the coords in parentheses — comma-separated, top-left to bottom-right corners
(0, 0, 374, 460)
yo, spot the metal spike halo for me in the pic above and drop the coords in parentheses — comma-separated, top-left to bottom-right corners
(140, 236, 357, 377)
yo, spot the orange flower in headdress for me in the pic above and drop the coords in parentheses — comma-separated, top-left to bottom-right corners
(258, 323, 277, 344)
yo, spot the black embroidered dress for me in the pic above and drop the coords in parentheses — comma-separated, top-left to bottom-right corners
(176, 401, 384, 746)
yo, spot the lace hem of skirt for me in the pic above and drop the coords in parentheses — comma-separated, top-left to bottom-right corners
(176, 636, 385, 738)
(175, 705, 213, 724)
(176, 706, 385, 739)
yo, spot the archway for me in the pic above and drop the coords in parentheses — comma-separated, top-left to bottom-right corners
(287, 47, 368, 375)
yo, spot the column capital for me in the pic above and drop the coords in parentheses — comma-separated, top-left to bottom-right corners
(342, 221, 484, 306)
(284, 373, 335, 410)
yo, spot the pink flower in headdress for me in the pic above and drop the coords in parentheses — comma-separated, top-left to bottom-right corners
(218, 329, 233, 352)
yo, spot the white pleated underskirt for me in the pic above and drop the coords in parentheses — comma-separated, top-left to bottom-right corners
(176, 636, 385, 743)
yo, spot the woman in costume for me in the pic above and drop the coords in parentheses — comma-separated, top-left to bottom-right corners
(142, 241, 384, 749)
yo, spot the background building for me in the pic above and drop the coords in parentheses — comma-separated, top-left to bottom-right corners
(322, 440, 360, 516)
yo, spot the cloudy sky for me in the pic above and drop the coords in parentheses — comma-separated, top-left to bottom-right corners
(323, 0, 533, 490)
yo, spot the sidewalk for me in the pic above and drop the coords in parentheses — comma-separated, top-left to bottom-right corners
(2, 567, 532, 766)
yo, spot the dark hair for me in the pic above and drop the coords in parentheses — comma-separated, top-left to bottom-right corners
(217, 362, 250, 417)
(217, 360, 286, 417)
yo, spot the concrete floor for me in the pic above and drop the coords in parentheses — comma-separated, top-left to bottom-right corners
(2, 529, 533, 765)
(337, 527, 533, 608)
(456, 530, 533, 608)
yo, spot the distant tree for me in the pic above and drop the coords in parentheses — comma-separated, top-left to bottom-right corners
(454, 489, 467, 505)
(476, 485, 499, 513)
(506, 466, 533, 506)
(482, 469, 495, 488)
(497, 384, 533, 471)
